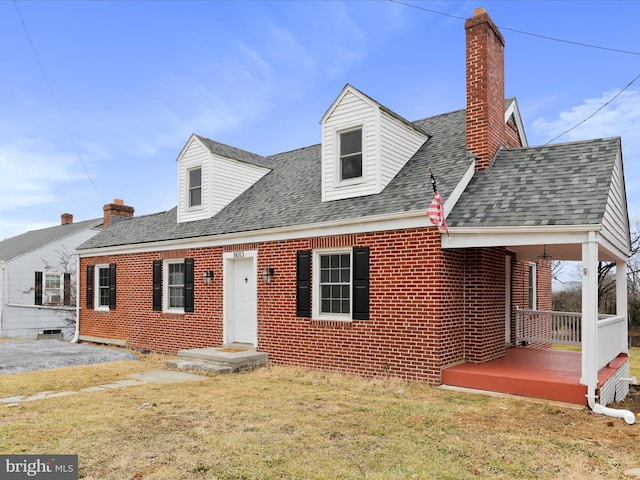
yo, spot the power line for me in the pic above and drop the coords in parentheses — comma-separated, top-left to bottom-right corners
(389, 0, 640, 56)
(12, 0, 100, 196)
(545, 72, 640, 145)
(390, 0, 640, 144)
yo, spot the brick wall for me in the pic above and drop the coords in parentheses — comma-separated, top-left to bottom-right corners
(463, 247, 507, 362)
(79, 229, 523, 383)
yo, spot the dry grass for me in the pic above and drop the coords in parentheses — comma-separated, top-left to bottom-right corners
(1, 357, 640, 479)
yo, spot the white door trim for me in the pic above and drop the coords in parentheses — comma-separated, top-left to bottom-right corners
(222, 250, 258, 346)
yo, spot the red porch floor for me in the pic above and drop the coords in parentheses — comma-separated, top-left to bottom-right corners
(442, 348, 627, 405)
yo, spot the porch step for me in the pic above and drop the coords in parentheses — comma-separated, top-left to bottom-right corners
(166, 345, 268, 375)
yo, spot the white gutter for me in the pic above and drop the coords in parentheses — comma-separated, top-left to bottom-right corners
(71, 252, 80, 343)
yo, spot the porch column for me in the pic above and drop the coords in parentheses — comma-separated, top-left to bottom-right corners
(580, 234, 598, 388)
(617, 260, 628, 354)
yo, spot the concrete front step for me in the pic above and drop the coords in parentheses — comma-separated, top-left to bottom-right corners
(166, 345, 268, 375)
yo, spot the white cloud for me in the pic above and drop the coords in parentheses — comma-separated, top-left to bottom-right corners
(0, 139, 84, 212)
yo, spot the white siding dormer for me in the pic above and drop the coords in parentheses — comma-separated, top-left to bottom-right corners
(177, 135, 271, 223)
(321, 85, 429, 202)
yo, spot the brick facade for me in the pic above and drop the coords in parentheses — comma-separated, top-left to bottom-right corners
(79, 226, 551, 384)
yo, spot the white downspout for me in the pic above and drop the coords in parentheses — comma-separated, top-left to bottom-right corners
(71, 253, 80, 343)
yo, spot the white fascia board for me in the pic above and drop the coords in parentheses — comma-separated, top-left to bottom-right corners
(77, 210, 435, 257)
(505, 98, 528, 147)
(440, 225, 601, 249)
(442, 158, 476, 218)
(175, 133, 202, 162)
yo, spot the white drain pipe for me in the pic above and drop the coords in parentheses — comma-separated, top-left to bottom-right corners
(587, 385, 636, 425)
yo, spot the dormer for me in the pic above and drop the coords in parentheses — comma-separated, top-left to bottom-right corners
(320, 84, 429, 202)
(177, 134, 271, 223)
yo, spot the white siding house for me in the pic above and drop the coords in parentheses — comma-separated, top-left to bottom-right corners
(0, 216, 102, 340)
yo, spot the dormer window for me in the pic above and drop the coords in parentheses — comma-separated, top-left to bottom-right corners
(188, 167, 202, 208)
(339, 128, 363, 181)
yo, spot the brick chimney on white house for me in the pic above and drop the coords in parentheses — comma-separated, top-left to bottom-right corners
(103, 199, 134, 229)
(61, 213, 73, 225)
(465, 7, 506, 171)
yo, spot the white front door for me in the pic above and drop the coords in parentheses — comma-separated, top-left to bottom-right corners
(227, 255, 257, 345)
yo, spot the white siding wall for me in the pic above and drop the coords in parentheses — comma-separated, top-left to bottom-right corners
(322, 88, 428, 203)
(211, 155, 270, 215)
(1, 228, 99, 339)
(601, 149, 631, 256)
(322, 90, 379, 202)
(177, 137, 211, 223)
(379, 110, 428, 188)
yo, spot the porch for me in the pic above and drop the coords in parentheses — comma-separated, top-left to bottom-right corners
(442, 308, 631, 405)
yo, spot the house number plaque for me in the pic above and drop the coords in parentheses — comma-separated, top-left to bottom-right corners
(233, 251, 245, 258)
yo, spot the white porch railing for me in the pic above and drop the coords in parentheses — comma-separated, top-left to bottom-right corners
(596, 314, 627, 370)
(516, 308, 582, 346)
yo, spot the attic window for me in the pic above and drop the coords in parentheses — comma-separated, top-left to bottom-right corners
(188, 167, 202, 208)
(339, 128, 362, 181)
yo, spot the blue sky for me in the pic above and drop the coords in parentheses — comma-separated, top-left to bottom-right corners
(1, 0, 639, 240)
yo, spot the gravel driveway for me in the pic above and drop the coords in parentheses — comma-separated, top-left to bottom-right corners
(0, 340, 139, 375)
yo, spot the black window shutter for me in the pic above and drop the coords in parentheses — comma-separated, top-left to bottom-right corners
(352, 247, 370, 320)
(108, 263, 117, 310)
(86, 265, 94, 309)
(34, 271, 43, 306)
(152, 260, 162, 311)
(63, 272, 71, 306)
(184, 258, 194, 313)
(296, 250, 311, 317)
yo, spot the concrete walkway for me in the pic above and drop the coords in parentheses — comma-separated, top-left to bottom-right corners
(0, 370, 206, 406)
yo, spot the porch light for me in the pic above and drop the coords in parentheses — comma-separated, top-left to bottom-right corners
(203, 270, 215, 285)
(537, 245, 552, 263)
(262, 267, 275, 285)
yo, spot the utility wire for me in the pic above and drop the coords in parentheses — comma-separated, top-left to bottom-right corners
(389, 0, 640, 56)
(390, 0, 640, 144)
(544, 72, 640, 144)
(13, 0, 100, 196)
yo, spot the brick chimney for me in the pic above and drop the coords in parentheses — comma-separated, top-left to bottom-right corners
(103, 199, 134, 229)
(465, 7, 506, 171)
(61, 213, 73, 225)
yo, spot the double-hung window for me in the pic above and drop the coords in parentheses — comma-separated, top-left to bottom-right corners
(319, 252, 351, 316)
(167, 261, 185, 310)
(35, 271, 71, 306)
(86, 263, 116, 310)
(153, 258, 195, 313)
(44, 273, 62, 305)
(188, 167, 202, 208)
(339, 128, 362, 181)
(297, 247, 369, 320)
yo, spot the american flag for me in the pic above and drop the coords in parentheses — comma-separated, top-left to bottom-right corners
(427, 169, 448, 231)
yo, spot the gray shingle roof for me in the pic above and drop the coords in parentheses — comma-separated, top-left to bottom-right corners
(194, 135, 273, 169)
(447, 138, 620, 227)
(79, 108, 469, 249)
(78, 109, 621, 250)
(0, 218, 102, 261)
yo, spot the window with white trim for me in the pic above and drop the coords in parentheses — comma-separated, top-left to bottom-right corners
(43, 273, 63, 305)
(166, 260, 185, 310)
(315, 250, 351, 318)
(339, 128, 362, 181)
(188, 167, 202, 208)
(95, 264, 111, 310)
(528, 262, 537, 310)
